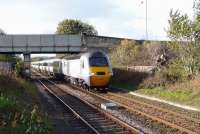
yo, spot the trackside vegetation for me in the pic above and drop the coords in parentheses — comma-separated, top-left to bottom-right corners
(0, 66, 51, 133)
(110, 40, 200, 108)
(110, 0, 200, 108)
(0, 28, 51, 133)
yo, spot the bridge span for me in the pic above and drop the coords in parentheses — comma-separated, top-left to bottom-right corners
(0, 34, 131, 77)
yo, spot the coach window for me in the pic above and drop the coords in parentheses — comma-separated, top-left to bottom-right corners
(81, 60, 84, 68)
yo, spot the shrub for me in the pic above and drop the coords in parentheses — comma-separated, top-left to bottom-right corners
(140, 60, 190, 88)
(0, 106, 51, 134)
(15, 59, 23, 76)
(140, 72, 166, 88)
(109, 39, 168, 67)
(109, 40, 139, 67)
(0, 95, 16, 110)
(160, 59, 189, 83)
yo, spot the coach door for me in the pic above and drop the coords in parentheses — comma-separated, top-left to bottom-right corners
(80, 59, 84, 75)
(67, 61, 69, 76)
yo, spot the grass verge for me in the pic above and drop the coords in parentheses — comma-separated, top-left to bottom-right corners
(111, 78, 200, 109)
(0, 74, 51, 134)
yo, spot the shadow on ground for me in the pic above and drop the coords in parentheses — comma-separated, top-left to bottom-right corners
(110, 68, 150, 93)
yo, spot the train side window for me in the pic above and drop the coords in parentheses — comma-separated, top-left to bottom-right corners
(81, 60, 84, 68)
(44, 63, 48, 66)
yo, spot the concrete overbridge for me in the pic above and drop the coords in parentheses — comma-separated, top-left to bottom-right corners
(0, 34, 133, 77)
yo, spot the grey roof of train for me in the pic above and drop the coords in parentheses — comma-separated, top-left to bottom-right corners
(63, 51, 107, 60)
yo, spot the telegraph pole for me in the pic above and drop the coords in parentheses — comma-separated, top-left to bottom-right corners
(145, 0, 148, 40)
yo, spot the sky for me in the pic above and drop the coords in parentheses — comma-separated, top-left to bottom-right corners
(0, 0, 194, 41)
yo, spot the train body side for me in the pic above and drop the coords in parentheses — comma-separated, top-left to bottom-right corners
(31, 51, 113, 89)
(62, 51, 113, 88)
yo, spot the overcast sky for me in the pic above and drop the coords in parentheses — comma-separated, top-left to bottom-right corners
(0, 0, 194, 40)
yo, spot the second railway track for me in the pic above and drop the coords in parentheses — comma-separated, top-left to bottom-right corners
(103, 92, 200, 133)
(51, 81, 199, 134)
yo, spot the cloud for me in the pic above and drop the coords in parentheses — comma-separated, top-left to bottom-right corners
(0, 0, 195, 40)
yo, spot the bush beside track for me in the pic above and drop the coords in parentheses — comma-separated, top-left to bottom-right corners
(0, 73, 51, 134)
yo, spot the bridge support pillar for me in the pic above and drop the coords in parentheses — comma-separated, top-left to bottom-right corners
(23, 53, 31, 78)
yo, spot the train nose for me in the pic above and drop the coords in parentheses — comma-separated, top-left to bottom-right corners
(90, 75, 111, 87)
(89, 67, 112, 87)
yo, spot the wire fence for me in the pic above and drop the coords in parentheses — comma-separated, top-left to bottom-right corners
(0, 62, 15, 76)
(116, 66, 157, 73)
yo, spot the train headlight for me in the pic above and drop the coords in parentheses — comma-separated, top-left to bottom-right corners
(108, 70, 113, 75)
(90, 72, 95, 76)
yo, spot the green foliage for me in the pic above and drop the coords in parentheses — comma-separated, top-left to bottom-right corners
(0, 95, 16, 109)
(167, 2, 200, 77)
(109, 40, 139, 66)
(136, 88, 193, 102)
(0, 106, 51, 134)
(0, 54, 17, 62)
(168, 10, 193, 40)
(161, 60, 189, 82)
(0, 75, 51, 134)
(56, 19, 98, 35)
(140, 72, 166, 89)
(109, 40, 165, 67)
(15, 59, 24, 76)
(17, 78, 38, 96)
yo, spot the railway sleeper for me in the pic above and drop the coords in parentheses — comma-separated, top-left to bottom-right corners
(97, 127, 125, 133)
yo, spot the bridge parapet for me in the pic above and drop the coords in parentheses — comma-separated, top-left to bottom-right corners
(0, 34, 134, 77)
(0, 34, 82, 53)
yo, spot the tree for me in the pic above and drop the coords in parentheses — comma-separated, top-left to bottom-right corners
(56, 19, 98, 35)
(167, 1, 200, 76)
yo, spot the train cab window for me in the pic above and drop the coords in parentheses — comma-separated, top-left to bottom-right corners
(89, 57, 108, 67)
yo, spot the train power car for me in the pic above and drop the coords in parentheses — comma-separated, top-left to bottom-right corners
(62, 51, 113, 89)
(31, 51, 113, 90)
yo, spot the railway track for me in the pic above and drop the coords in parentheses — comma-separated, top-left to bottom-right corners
(36, 82, 95, 134)
(32, 71, 200, 133)
(52, 82, 199, 134)
(100, 92, 200, 133)
(121, 91, 200, 119)
(37, 78, 140, 134)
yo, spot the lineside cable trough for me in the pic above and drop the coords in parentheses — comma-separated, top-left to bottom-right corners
(101, 102, 121, 110)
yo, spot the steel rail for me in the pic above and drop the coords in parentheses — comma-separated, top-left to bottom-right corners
(104, 92, 199, 134)
(46, 79, 141, 134)
(33, 70, 197, 133)
(108, 92, 200, 124)
(38, 80, 100, 134)
(58, 83, 197, 134)
(87, 91, 198, 134)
